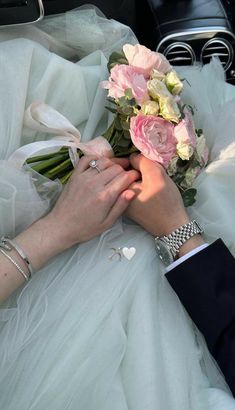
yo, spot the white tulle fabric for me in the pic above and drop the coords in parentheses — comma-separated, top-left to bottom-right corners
(0, 6, 235, 410)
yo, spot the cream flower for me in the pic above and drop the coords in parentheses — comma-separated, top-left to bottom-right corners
(159, 96, 181, 123)
(147, 78, 171, 100)
(141, 100, 159, 116)
(176, 141, 194, 160)
(165, 70, 183, 95)
(150, 69, 166, 81)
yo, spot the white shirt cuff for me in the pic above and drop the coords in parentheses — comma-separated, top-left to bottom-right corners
(165, 243, 209, 273)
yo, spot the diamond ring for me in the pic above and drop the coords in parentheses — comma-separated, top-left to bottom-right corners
(89, 159, 101, 173)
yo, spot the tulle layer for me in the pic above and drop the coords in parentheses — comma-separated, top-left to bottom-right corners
(0, 222, 226, 410)
(0, 6, 234, 410)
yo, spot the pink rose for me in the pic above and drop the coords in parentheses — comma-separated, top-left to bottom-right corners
(101, 64, 148, 105)
(123, 44, 171, 78)
(130, 115, 177, 167)
(174, 108, 197, 148)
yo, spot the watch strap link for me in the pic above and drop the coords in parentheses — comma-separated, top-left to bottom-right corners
(157, 220, 203, 258)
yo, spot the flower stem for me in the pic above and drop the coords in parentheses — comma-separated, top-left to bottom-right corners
(44, 158, 73, 179)
(29, 153, 69, 174)
(59, 169, 73, 185)
(26, 149, 69, 164)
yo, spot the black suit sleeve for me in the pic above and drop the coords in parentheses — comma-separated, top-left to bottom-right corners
(166, 239, 235, 396)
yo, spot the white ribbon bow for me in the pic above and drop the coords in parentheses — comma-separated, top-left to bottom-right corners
(8, 102, 113, 169)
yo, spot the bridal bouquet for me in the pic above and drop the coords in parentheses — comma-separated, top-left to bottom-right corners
(24, 44, 208, 206)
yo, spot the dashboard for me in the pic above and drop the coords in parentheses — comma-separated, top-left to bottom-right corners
(0, 0, 235, 83)
(145, 0, 235, 83)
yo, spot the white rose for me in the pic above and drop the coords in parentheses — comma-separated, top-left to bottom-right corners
(165, 69, 183, 95)
(176, 141, 194, 160)
(141, 100, 159, 115)
(150, 69, 166, 81)
(159, 96, 181, 123)
(147, 78, 171, 100)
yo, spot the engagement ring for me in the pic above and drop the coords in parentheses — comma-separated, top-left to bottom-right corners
(89, 159, 101, 173)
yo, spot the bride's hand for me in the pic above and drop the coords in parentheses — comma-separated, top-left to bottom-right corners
(44, 155, 139, 249)
(0, 156, 139, 303)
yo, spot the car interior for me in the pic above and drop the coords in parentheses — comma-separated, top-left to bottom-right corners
(0, 0, 235, 84)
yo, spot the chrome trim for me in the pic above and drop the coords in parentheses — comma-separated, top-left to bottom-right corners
(37, 0, 44, 23)
(200, 37, 234, 71)
(0, 0, 44, 28)
(157, 27, 235, 51)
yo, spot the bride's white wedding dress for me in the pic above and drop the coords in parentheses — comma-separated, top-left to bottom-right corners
(0, 6, 235, 410)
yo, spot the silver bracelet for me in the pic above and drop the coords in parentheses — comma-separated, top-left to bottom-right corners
(0, 236, 33, 277)
(0, 248, 30, 281)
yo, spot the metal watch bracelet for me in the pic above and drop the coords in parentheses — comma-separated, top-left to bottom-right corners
(155, 220, 203, 259)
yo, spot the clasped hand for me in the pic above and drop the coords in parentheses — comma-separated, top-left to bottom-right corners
(45, 153, 190, 255)
(44, 155, 139, 251)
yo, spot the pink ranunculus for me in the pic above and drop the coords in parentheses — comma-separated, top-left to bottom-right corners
(101, 64, 149, 105)
(174, 108, 197, 148)
(130, 115, 177, 167)
(123, 44, 171, 78)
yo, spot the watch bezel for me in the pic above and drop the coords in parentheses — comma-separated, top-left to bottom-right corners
(155, 238, 174, 266)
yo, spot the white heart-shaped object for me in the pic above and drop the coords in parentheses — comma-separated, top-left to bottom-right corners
(122, 247, 136, 260)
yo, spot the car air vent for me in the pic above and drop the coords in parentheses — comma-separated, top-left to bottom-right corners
(200, 38, 234, 71)
(161, 42, 196, 66)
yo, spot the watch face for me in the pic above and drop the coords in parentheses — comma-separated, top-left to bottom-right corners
(155, 239, 174, 266)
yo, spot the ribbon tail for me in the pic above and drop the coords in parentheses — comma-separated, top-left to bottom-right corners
(24, 102, 81, 140)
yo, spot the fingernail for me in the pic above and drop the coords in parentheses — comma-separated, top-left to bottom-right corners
(124, 191, 135, 201)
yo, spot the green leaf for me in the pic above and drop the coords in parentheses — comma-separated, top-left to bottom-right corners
(105, 106, 117, 114)
(114, 145, 139, 157)
(107, 97, 117, 106)
(114, 116, 123, 131)
(124, 88, 133, 99)
(123, 129, 131, 140)
(122, 106, 134, 116)
(107, 50, 128, 72)
(121, 118, 130, 131)
(115, 137, 130, 148)
(128, 98, 137, 107)
(182, 188, 197, 207)
(117, 96, 128, 107)
(196, 128, 203, 137)
(102, 119, 116, 142)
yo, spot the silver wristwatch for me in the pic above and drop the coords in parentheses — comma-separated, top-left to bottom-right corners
(155, 220, 203, 266)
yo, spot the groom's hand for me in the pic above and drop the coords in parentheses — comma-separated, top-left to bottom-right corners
(126, 154, 190, 236)
(126, 154, 204, 255)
